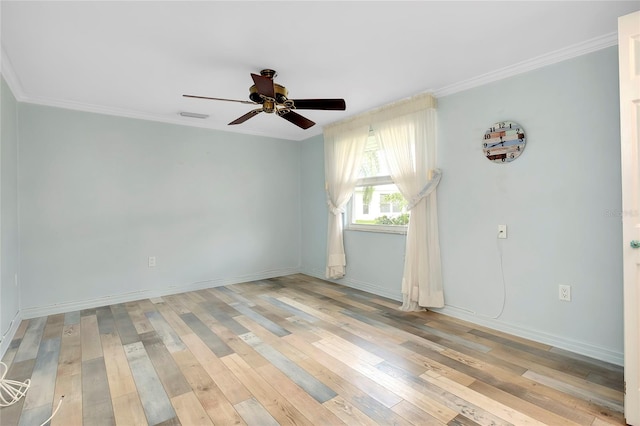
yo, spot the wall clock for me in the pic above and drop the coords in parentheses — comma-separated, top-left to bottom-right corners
(482, 121, 526, 163)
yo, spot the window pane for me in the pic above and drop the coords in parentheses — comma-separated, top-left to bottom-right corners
(359, 135, 390, 178)
(352, 183, 409, 226)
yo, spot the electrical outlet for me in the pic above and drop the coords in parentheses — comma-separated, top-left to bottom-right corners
(559, 284, 571, 301)
(148, 256, 156, 268)
(498, 224, 507, 239)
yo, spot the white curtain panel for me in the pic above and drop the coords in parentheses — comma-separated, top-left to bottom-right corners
(323, 125, 369, 279)
(375, 107, 444, 310)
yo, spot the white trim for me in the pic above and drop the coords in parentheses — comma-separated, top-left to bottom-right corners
(299, 269, 623, 365)
(433, 32, 618, 98)
(0, 311, 23, 362)
(301, 268, 404, 302)
(0, 45, 25, 99)
(3, 33, 617, 141)
(0, 45, 304, 141)
(345, 225, 407, 235)
(433, 305, 624, 366)
(20, 268, 299, 319)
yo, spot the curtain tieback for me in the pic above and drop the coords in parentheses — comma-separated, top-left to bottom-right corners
(326, 194, 345, 215)
(407, 168, 442, 210)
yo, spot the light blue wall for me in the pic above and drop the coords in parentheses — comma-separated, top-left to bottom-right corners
(1, 45, 625, 364)
(17, 104, 301, 315)
(300, 47, 624, 364)
(436, 46, 623, 363)
(0, 76, 21, 355)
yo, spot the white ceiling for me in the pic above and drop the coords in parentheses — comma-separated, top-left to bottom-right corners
(2, 1, 638, 141)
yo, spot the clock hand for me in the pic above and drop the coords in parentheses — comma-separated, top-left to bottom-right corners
(488, 141, 504, 148)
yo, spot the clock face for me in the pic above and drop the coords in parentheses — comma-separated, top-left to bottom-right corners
(482, 121, 526, 163)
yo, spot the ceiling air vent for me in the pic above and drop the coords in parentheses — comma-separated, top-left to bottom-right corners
(179, 112, 209, 119)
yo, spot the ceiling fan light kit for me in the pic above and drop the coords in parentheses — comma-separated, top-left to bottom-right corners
(183, 69, 346, 129)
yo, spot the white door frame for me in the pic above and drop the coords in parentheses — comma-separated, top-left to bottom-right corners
(619, 10, 640, 426)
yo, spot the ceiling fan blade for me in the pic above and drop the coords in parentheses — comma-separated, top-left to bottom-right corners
(251, 73, 276, 100)
(229, 109, 263, 125)
(278, 110, 315, 129)
(291, 99, 346, 110)
(183, 94, 257, 105)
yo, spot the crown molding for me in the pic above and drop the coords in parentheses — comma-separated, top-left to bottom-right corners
(433, 32, 618, 98)
(1, 44, 26, 98)
(3, 32, 618, 139)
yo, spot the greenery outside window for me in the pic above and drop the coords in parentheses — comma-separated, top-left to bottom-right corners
(347, 135, 409, 233)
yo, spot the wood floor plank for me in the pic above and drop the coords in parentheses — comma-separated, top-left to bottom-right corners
(51, 373, 82, 426)
(111, 391, 147, 426)
(101, 332, 138, 398)
(126, 301, 155, 335)
(80, 315, 102, 361)
(523, 370, 624, 413)
(21, 337, 61, 412)
(238, 331, 337, 404)
(405, 340, 604, 425)
(3, 273, 625, 426)
(260, 294, 320, 323)
(179, 332, 252, 405)
(234, 397, 280, 426)
(283, 333, 409, 416)
(110, 304, 140, 346)
(377, 360, 509, 426)
(145, 311, 186, 353)
(123, 341, 176, 425)
(222, 353, 314, 426)
(255, 362, 344, 425)
(57, 324, 81, 377)
(81, 357, 115, 425)
(154, 302, 193, 337)
(12, 317, 47, 363)
(171, 348, 246, 425)
(207, 321, 271, 369)
(96, 306, 116, 335)
(17, 404, 51, 426)
(323, 396, 380, 426)
(180, 312, 234, 357)
(314, 338, 459, 423)
(468, 380, 582, 426)
(391, 399, 446, 425)
(42, 314, 65, 340)
(171, 391, 214, 426)
(63, 311, 81, 326)
(139, 331, 191, 398)
(232, 303, 291, 337)
(421, 371, 548, 426)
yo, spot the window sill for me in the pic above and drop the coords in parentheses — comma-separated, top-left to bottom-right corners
(345, 225, 408, 235)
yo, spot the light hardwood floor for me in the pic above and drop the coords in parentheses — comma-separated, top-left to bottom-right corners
(0, 274, 626, 425)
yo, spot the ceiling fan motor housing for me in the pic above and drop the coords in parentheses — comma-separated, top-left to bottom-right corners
(249, 83, 288, 106)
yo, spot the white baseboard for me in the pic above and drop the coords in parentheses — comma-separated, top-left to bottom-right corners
(0, 311, 23, 361)
(300, 269, 622, 366)
(432, 305, 623, 366)
(301, 267, 403, 302)
(14, 268, 624, 366)
(20, 268, 300, 320)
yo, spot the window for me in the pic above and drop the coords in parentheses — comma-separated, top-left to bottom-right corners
(347, 135, 409, 233)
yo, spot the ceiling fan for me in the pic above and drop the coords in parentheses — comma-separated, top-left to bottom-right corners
(183, 69, 346, 129)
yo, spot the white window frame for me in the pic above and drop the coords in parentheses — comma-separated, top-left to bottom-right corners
(346, 175, 408, 235)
